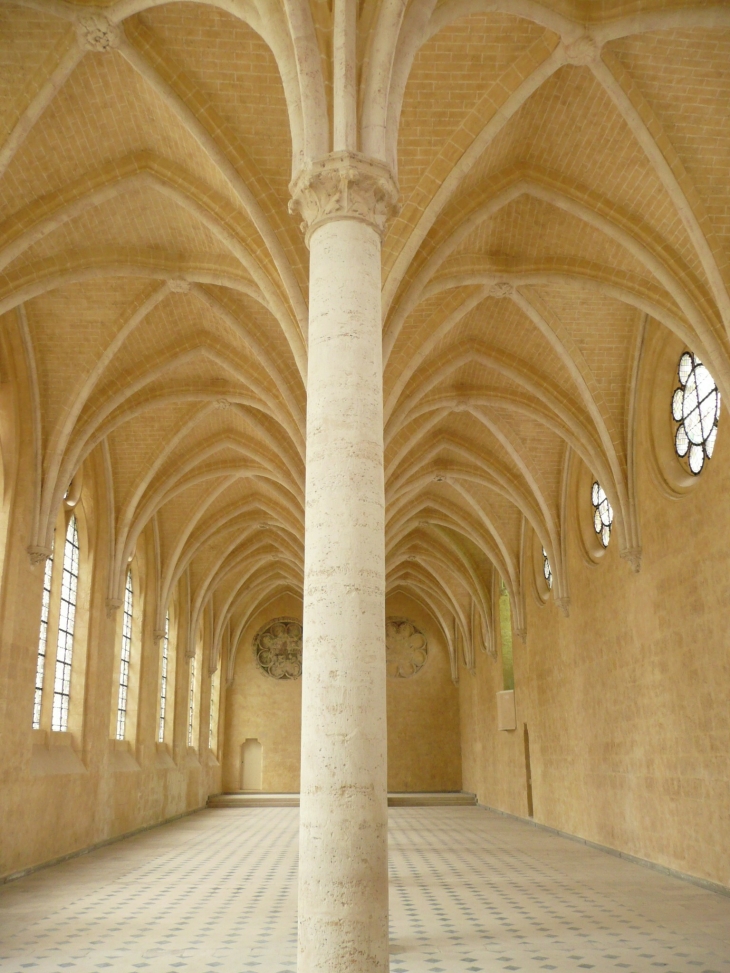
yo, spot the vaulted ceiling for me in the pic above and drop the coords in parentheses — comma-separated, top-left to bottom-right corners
(2, 0, 729, 676)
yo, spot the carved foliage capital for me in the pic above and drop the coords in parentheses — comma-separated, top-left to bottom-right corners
(289, 152, 399, 245)
(555, 595, 571, 617)
(106, 597, 122, 617)
(27, 545, 52, 566)
(620, 546, 642, 573)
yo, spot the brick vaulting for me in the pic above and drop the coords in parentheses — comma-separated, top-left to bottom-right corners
(5, 0, 730, 674)
(2, 0, 730, 923)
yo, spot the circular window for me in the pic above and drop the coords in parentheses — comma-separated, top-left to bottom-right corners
(541, 547, 553, 590)
(672, 351, 720, 475)
(591, 481, 614, 548)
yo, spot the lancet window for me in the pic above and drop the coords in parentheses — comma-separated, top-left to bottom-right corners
(32, 543, 54, 729)
(209, 666, 220, 752)
(158, 611, 170, 744)
(51, 517, 79, 733)
(499, 581, 514, 691)
(115, 570, 134, 740)
(187, 654, 196, 748)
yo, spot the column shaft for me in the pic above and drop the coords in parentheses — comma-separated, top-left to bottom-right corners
(298, 216, 388, 973)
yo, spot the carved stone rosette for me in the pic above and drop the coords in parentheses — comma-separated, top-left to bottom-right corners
(76, 13, 122, 52)
(288, 151, 399, 246)
(488, 281, 514, 299)
(253, 617, 303, 680)
(385, 617, 428, 679)
(561, 33, 602, 67)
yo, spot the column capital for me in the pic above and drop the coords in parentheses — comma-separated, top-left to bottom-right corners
(106, 597, 122, 617)
(288, 151, 399, 246)
(620, 546, 642, 573)
(27, 545, 52, 565)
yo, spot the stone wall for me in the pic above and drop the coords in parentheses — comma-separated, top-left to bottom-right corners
(222, 592, 461, 794)
(221, 594, 303, 793)
(385, 593, 462, 793)
(460, 372, 730, 889)
(0, 446, 222, 881)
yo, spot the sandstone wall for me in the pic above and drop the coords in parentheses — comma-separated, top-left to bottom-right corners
(460, 357, 730, 888)
(221, 592, 461, 794)
(0, 442, 223, 881)
(221, 594, 303, 793)
(385, 593, 462, 793)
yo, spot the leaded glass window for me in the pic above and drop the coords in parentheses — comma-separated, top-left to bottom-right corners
(158, 611, 170, 744)
(542, 547, 552, 590)
(499, 580, 514, 691)
(32, 542, 54, 729)
(51, 517, 79, 733)
(187, 654, 196, 747)
(115, 570, 133, 741)
(591, 481, 614, 548)
(209, 667, 219, 751)
(672, 351, 720, 475)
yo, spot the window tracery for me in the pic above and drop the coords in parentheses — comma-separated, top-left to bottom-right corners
(51, 517, 79, 733)
(209, 667, 220, 752)
(158, 611, 170, 744)
(591, 482, 614, 548)
(188, 654, 197, 748)
(253, 618, 303, 680)
(32, 542, 54, 729)
(672, 352, 720, 475)
(542, 547, 552, 590)
(115, 570, 133, 741)
(499, 581, 514, 691)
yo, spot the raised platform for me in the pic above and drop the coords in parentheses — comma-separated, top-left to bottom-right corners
(388, 792, 477, 807)
(207, 791, 477, 809)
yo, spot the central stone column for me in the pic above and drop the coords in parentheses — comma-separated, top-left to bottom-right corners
(290, 152, 399, 973)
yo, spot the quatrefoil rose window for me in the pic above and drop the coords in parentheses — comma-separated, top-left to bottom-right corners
(672, 352, 720, 475)
(591, 482, 614, 548)
(541, 547, 552, 590)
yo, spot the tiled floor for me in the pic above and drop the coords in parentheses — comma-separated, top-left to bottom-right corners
(1, 807, 728, 973)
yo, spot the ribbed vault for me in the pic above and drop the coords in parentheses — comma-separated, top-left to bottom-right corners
(2, 0, 729, 680)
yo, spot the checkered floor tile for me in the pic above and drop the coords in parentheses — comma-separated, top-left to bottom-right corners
(1, 807, 728, 972)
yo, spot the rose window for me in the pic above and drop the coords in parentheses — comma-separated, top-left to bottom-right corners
(591, 481, 614, 548)
(541, 547, 552, 590)
(672, 352, 720, 475)
(253, 618, 303, 680)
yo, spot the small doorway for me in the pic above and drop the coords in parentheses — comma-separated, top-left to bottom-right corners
(241, 738, 263, 791)
(523, 724, 534, 818)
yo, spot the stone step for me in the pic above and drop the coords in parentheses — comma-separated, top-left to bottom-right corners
(207, 791, 477, 809)
(388, 792, 477, 807)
